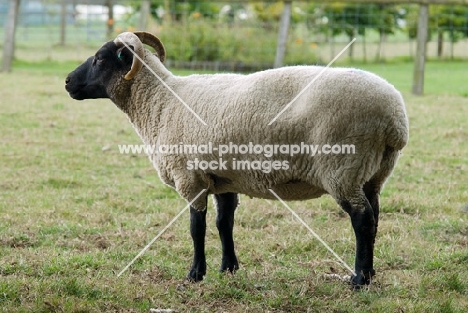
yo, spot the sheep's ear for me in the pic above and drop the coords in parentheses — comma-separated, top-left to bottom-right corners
(116, 46, 134, 64)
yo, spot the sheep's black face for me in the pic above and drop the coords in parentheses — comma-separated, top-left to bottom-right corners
(65, 41, 134, 100)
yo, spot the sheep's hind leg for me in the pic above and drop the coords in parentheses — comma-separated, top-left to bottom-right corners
(363, 146, 400, 248)
(339, 192, 376, 288)
(214, 193, 239, 274)
(187, 207, 207, 282)
(363, 181, 381, 247)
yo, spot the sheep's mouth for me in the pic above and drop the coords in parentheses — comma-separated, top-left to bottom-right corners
(65, 83, 105, 100)
(65, 86, 86, 100)
(68, 92, 86, 100)
(65, 82, 81, 98)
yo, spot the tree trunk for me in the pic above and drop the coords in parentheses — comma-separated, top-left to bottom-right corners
(376, 30, 386, 62)
(330, 30, 335, 60)
(362, 31, 367, 62)
(1, 0, 21, 73)
(106, 0, 114, 38)
(450, 29, 455, 60)
(348, 31, 356, 59)
(274, 1, 292, 68)
(437, 30, 443, 58)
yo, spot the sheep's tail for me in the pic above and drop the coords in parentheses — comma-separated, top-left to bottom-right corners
(386, 96, 409, 151)
(364, 95, 408, 194)
(363, 144, 400, 196)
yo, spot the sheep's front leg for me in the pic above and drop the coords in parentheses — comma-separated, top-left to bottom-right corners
(187, 207, 207, 282)
(339, 195, 376, 288)
(214, 193, 239, 273)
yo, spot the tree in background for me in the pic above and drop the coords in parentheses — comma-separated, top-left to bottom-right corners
(318, 3, 402, 61)
(129, 0, 221, 24)
(374, 4, 405, 62)
(432, 5, 468, 59)
(119, 1, 468, 65)
(252, 1, 312, 29)
(252, 1, 283, 29)
(320, 3, 376, 59)
(407, 4, 468, 59)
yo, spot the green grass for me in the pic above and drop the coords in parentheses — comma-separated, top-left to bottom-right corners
(1, 60, 468, 312)
(351, 61, 468, 97)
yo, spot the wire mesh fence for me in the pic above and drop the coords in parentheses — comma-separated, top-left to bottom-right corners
(2, 0, 468, 69)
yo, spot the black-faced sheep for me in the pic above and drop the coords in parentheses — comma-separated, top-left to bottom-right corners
(65, 31, 409, 287)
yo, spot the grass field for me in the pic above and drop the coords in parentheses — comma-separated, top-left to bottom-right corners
(1, 59, 468, 312)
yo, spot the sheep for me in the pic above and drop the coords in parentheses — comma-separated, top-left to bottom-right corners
(65, 31, 409, 288)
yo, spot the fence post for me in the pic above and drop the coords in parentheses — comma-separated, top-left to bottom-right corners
(274, 1, 292, 68)
(1, 0, 21, 73)
(412, 3, 429, 95)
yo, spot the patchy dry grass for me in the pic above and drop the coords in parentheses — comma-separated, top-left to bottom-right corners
(0, 61, 467, 312)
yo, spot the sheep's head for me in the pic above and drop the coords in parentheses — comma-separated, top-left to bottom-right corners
(65, 32, 165, 100)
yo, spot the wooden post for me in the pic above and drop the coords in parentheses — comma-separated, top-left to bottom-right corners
(1, 0, 21, 73)
(274, 1, 292, 68)
(412, 4, 429, 95)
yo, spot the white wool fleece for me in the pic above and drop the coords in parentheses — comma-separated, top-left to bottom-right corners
(112, 50, 409, 211)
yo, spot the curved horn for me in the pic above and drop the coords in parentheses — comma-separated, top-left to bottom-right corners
(114, 32, 144, 80)
(133, 31, 166, 63)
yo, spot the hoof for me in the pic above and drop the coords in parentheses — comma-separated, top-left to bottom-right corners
(350, 269, 375, 289)
(186, 269, 205, 282)
(220, 260, 239, 274)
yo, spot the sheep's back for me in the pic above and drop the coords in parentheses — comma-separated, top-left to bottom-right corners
(167, 66, 406, 147)
(152, 66, 408, 200)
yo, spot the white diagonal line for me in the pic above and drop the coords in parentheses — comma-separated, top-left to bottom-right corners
(117, 188, 208, 277)
(268, 188, 355, 275)
(117, 38, 208, 126)
(268, 38, 357, 126)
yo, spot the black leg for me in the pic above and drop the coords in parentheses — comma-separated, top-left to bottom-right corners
(187, 207, 207, 282)
(339, 196, 376, 288)
(361, 145, 398, 249)
(363, 183, 380, 245)
(214, 193, 239, 273)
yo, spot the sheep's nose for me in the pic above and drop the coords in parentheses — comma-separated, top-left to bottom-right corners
(65, 76, 71, 85)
